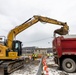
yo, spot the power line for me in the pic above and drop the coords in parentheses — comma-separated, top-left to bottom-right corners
(23, 36, 54, 43)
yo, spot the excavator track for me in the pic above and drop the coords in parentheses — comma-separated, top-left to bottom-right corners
(0, 60, 24, 75)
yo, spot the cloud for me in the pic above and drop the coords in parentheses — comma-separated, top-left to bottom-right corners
(0, 0, 76, 47)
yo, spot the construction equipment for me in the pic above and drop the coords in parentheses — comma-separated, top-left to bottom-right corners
(53, 35, 76, 73)
(0, 15, 69, 74)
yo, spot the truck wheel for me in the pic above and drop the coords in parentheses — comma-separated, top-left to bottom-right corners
(62, 58, 76, 73)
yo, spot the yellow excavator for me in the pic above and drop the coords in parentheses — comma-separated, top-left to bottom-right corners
(0, 15, 69, 74)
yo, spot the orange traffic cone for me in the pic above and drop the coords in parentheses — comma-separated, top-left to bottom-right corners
(43, 65, 48, 71)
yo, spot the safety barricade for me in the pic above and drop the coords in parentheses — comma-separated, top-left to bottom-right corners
(42, 57, 49, 75)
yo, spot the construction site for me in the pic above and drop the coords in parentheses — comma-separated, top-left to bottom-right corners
(0, 14, 76, 75)
(0, 0, 76, 75)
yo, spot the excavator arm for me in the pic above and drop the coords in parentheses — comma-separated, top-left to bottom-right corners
(7, 15, 69, 49)
(34, 15, 69, 35)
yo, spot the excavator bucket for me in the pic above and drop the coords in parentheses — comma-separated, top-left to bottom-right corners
(54, 27, 68, 35)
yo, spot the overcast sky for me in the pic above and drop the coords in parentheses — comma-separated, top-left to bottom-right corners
(0, 0, 76, 48)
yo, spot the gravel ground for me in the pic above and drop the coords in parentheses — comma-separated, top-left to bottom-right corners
(10, 56, 76, 75)
(46, 56, 76, 75)
(10, 59, 40, 75)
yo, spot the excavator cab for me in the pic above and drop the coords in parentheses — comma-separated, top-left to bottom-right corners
(12, 40, 22, 56)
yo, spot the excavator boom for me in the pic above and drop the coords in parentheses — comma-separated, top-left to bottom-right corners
(7, 15, 69, 49)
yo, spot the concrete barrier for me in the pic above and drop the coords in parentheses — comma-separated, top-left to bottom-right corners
(36, 58, 43, 75)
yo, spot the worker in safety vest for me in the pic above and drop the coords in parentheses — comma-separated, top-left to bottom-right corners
(34, 54, 38, 59)
(47, 53, 49, 57)
(32, 53, 35, 61)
